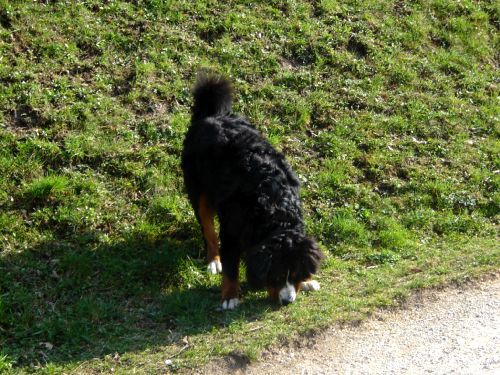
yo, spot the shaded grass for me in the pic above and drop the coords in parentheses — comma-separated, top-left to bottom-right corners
(0, 0, 499, 372)
(0, 232, 272, 369)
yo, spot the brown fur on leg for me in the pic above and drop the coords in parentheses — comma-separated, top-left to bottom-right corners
(295, 282, 302, 293)
(267, 287, 279, 302)
(222, 274, 239, 301)
(198, 195, 219, 263)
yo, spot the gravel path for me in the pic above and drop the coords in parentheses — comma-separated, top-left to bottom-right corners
(200, 276, 500, 375)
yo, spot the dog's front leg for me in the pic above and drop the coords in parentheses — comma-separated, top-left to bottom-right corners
(219, 234, 241, 310)
(221, 273, 240, 310)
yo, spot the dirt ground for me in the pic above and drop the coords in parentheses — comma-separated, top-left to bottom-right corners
(198, 275, 500, 375)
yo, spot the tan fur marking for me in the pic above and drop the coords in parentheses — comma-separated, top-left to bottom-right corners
(295, 282, 302, 292)
(222, 274, 239, 301)
(198, 195, 219, 262)
(267, 287, 279, 302)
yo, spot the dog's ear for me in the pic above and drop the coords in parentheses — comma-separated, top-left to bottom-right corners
(246, 247, 273, 288)
(294, 236, 324, 281)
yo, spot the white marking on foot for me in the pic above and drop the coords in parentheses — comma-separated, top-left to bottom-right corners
(221, 298, 239, 310)
(301, 280, 320, 292)
(279, 282, 297, 305)
(207, 259, 222, 274)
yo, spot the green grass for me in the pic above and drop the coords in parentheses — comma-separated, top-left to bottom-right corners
(0, 0, 499, 373)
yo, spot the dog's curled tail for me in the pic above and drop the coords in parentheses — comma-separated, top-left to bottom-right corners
(192, 71, 232, 120)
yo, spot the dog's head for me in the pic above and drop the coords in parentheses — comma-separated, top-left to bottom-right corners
(246, 230, 324, 305)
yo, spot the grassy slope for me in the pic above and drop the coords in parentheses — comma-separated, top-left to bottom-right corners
(0, 0, 498, 372)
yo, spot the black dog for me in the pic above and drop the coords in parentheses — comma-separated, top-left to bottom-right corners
(181, 72, 324, 309)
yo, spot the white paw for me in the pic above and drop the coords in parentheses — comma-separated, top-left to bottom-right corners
(301, 280, 321, 292)
(207, 259, 222, 274)
(221, 298, 239, 310)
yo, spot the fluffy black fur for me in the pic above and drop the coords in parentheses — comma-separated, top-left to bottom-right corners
(181, 72, 324, 303)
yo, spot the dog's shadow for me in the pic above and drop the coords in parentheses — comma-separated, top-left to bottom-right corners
(0, 229, 271, 368)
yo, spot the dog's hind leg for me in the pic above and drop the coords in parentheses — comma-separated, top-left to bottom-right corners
(198, 195, 222, 274)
